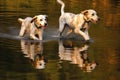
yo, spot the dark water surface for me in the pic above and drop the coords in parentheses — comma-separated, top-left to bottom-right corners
(0, 0, 120, 80)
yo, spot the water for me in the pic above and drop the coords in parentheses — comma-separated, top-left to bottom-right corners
(0, 0, 120, 80)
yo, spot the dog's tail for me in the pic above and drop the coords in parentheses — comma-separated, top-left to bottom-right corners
(18, 18, 24, 23)
(57, 0, 65, 15)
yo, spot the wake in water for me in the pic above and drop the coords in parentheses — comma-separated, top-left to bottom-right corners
(0, 33, 22, 40)
(0, 32, 60, 42)
(0, 27, 93, 43)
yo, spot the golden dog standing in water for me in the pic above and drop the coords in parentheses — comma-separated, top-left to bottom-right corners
(18, 15, 48, 40)
(57, 0, 99, 41)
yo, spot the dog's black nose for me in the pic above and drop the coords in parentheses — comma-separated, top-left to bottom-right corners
(45, 23, 48, 26)
(98, 17, 100, 21)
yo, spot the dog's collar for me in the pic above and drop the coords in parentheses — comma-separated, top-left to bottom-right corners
(85, 20, 90, 23)
(34, 22, 42, 29)
(83, 17, 90, 23)
(80, 18, 90, 32)
(83, 15, 90, 23)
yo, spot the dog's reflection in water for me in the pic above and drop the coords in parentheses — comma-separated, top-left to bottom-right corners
(58, 40, 97, 72)
(21, 40, 47, 69)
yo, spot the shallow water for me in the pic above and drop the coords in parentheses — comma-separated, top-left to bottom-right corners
(0, 0, 120, 80)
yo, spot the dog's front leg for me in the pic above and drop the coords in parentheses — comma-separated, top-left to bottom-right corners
(84, 22, 90, 38)
(30, 27, 39, 40)
(38, 30, 43, 40)
(84, 30, 89, 38)
(30, 34, 39, 40)
(83, 26, 89, 37)
(74, 28, 90, 40)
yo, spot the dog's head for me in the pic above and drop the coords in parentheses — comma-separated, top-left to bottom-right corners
(33, 55, 47, 69)
(81, 9, 99, 23)
(31, 15, 48, 28)
(82, 62, 97, 72)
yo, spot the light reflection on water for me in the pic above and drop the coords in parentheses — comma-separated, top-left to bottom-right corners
(0, 0, 120, 80)
(58, 40, 97, 72)
(21, 40, 46, 69)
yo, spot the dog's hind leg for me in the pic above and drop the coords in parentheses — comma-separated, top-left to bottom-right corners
(66, 29, 73, 36)
(59, 23, 65, 37)
(19, 24, 26, 37)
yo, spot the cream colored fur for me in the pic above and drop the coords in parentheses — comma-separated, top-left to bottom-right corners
(18, 15, 48, 40)
(57, 0, 99, 40)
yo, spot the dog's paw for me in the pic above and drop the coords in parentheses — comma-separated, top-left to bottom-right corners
(18, 35, 23, 38)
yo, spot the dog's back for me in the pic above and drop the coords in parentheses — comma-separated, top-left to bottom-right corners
(18, 17, 32, 27)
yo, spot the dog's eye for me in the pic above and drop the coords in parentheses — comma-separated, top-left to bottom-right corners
(92, 13, 95, 16)
(90, 67, 93, 69)
(40, 19, 43, 21)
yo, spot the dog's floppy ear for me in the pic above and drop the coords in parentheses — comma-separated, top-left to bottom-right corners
(81, 10, 89, 21)
(81, 10, 88, 15)
(31, 16, 37, 23)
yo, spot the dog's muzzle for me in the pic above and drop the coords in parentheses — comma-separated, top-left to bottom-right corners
(91, 17, 100, 24)
(35, 23, 48, 29)
(91, 19, 97, 24)
(43, 23, 48, 28)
